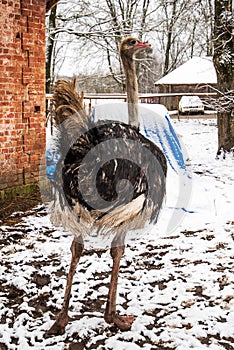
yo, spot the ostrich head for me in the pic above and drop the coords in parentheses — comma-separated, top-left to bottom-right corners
(119, 36, 151, 59)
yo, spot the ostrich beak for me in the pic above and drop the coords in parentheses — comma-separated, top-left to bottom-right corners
(135, 42, 151, 48)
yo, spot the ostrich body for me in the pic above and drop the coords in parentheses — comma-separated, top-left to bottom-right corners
(47, 37, 167, 335)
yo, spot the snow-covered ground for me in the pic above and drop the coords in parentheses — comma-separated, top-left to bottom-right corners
(0, 118, 233, 350)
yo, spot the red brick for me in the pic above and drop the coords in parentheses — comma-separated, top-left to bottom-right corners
(0, 0, 46, 190)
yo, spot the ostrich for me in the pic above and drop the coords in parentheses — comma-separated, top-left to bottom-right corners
(46, 37, 167, 335)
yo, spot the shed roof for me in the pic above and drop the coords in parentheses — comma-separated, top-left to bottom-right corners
(155, 56, 217, 85)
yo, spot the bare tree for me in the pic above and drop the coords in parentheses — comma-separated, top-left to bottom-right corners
(162, 0, 177, 75)
(201, 0, 214, 56)
(46, 5, 57, 93)
(156, 0, 214, 75)
(47, 0, 156, 91)
(213, 0, 234, 154)
(46, 0, 215, 91)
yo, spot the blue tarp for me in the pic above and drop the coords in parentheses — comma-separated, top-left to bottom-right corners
(46, 149, 60, 181)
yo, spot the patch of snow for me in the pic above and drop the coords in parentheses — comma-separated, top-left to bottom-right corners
(155, 57, 217, 85)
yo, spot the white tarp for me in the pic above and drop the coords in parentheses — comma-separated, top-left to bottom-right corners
(91, 102, 186, 173)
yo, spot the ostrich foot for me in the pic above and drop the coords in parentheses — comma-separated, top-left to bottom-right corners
(113, 314, 135, 331)
(105, 313, 134, 331)
(45, 312, 69, 336)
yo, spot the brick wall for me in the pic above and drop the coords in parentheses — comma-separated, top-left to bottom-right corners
(0, 0, 46, 195)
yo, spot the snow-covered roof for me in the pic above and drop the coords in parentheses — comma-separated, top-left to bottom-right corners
(155, 56, 217, 85)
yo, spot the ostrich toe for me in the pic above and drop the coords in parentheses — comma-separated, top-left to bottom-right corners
(45, 312, 69, 336)
(106, 314, 135, 331)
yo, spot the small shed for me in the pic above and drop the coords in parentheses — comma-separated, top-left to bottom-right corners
(155, 57, 217, 110)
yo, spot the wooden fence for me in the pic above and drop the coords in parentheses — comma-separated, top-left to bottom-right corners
(46, 91, 217, 116)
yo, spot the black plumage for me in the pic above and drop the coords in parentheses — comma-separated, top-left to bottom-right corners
(62, 121, 167, 224)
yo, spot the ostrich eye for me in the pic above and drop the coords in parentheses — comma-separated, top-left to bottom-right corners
(128, 39, 137, 46)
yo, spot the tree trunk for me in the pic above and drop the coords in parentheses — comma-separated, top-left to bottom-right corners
(164, 0, 177, 75)
(213, 0, 234, 154)
(46, 5, 57, 94)
(46, 0, 60, 12)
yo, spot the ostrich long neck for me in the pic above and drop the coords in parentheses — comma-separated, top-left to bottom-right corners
(121, 54, 139, 128)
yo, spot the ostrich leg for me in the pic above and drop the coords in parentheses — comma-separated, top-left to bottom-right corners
(46, 237, 84, 336)
(104, 236, 134, 331)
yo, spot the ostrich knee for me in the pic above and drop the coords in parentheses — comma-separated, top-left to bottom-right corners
(71, 238, 84, 259)
(110, 245, 125, 260)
